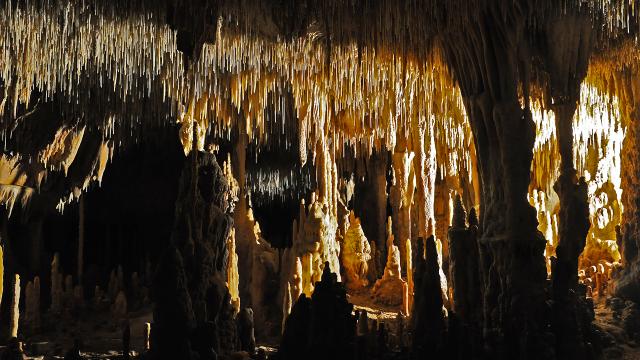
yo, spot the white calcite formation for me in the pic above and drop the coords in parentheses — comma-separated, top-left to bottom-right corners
(341, 211, 372, 291)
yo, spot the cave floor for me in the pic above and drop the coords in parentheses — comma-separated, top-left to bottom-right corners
(593, 299, 640, 359)
(3, 295, 640, 359)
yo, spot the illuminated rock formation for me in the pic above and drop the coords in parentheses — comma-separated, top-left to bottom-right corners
(281, 189, 341, 308)
(226, 228, 240, 314)
(341, 211, 372, 291)
(372, 244, 407, 310)
(8, 274, 20, 339)
(389, 151, 415, 276)
(0, 0, 639, 358)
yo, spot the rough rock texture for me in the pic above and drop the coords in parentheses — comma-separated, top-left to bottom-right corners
(50, 253, 64, 314)
(0, 337, 26, 360)
(372, 244, 406, 309)
(543, 12, 595, 358)
(237, 307, 256, 354)
(411, 236, 445, 358)
(389, 151, 415, 276)
(24, 276, 41, 333)
(353, 151, 388, 279)
(442, 3, 555, 357)
(447, 196, 481, 323)
(341, 212, 372, 291)
(616, 71, 640, 303)
(231, 129, 280, 339)
(280, 187, 342, 327)
(279, 263, 356, 360)
(151, 151, 237, 359)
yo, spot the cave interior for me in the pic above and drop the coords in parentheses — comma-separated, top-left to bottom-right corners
(1, 1, 640, 359)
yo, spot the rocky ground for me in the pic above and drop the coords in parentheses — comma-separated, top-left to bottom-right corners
(2, 293, 640, 359)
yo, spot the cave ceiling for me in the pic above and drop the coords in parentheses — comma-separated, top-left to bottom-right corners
(0, 0, 637, 214)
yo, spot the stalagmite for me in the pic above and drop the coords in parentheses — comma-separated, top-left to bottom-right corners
(226, 228, 240, 313)
(280, 262, 356, 360)
(376, 154, 390, 277)
(9, 274, 20, 338)
(372, 244, 406, 309)
(0, 1, 638, 359)
(341, 211, 372, 291)
(144, 322, 151, 352)
(411, 236, 445, 357)
(405, 238, 413, 314)
(77, 197, 85, 281)
(389, 151, 415, 275)
(238, 307, 256, 353)
(447, 195, 481, 323)
(112, 291, 128, 321)
(0, 245, 3, 313)
(50, 253, 63, 314)
(24, 277, 41, 333)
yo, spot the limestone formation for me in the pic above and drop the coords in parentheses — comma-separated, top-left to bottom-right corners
(50, 253, 63, 314)
(151, 151, 239, 359)
(144, 322, 151, 352)
(0, 1, 638, 359)
(341, 211, 372, 291)
(411, 236, 445, 357)
(447, 195, 481, 323)
(9, 274, 19, 338)
(372, 244, 407, 310)
(24, 277, 40, 333)
(238, 307, 256, 354)
(0, 245, 3, 314)
(226, 228, 240, 314)
(280, 263, 356, 360)
(389, 151, 415, 275)
(1, 337, 26, 360)
(280, 191, 342, 326)
(112, 291, 128, 321)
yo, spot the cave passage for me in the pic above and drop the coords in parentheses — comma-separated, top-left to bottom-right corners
(1, 1, 640, 360)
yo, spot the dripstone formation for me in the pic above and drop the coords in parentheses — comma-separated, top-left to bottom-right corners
(1, 1, 640, 360)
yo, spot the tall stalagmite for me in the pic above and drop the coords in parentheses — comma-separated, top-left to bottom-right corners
(442, 3, 549, 356)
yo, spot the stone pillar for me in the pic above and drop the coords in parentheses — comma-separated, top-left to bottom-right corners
(442, 5, 549, 355)
(25, 276, 41, 333)
(447, 195, 481, 323)
(78, 196, 85, 282)
(9, 274, 20, 338)
(0, 244, 3, 315)
(389, 151, 415, 276)
(411, 236, 445, 357)
(50, 253, 63, 314)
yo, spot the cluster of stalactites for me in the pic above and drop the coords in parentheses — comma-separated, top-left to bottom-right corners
(0, 1, 473, 192)
(528, 78, 625, 274)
